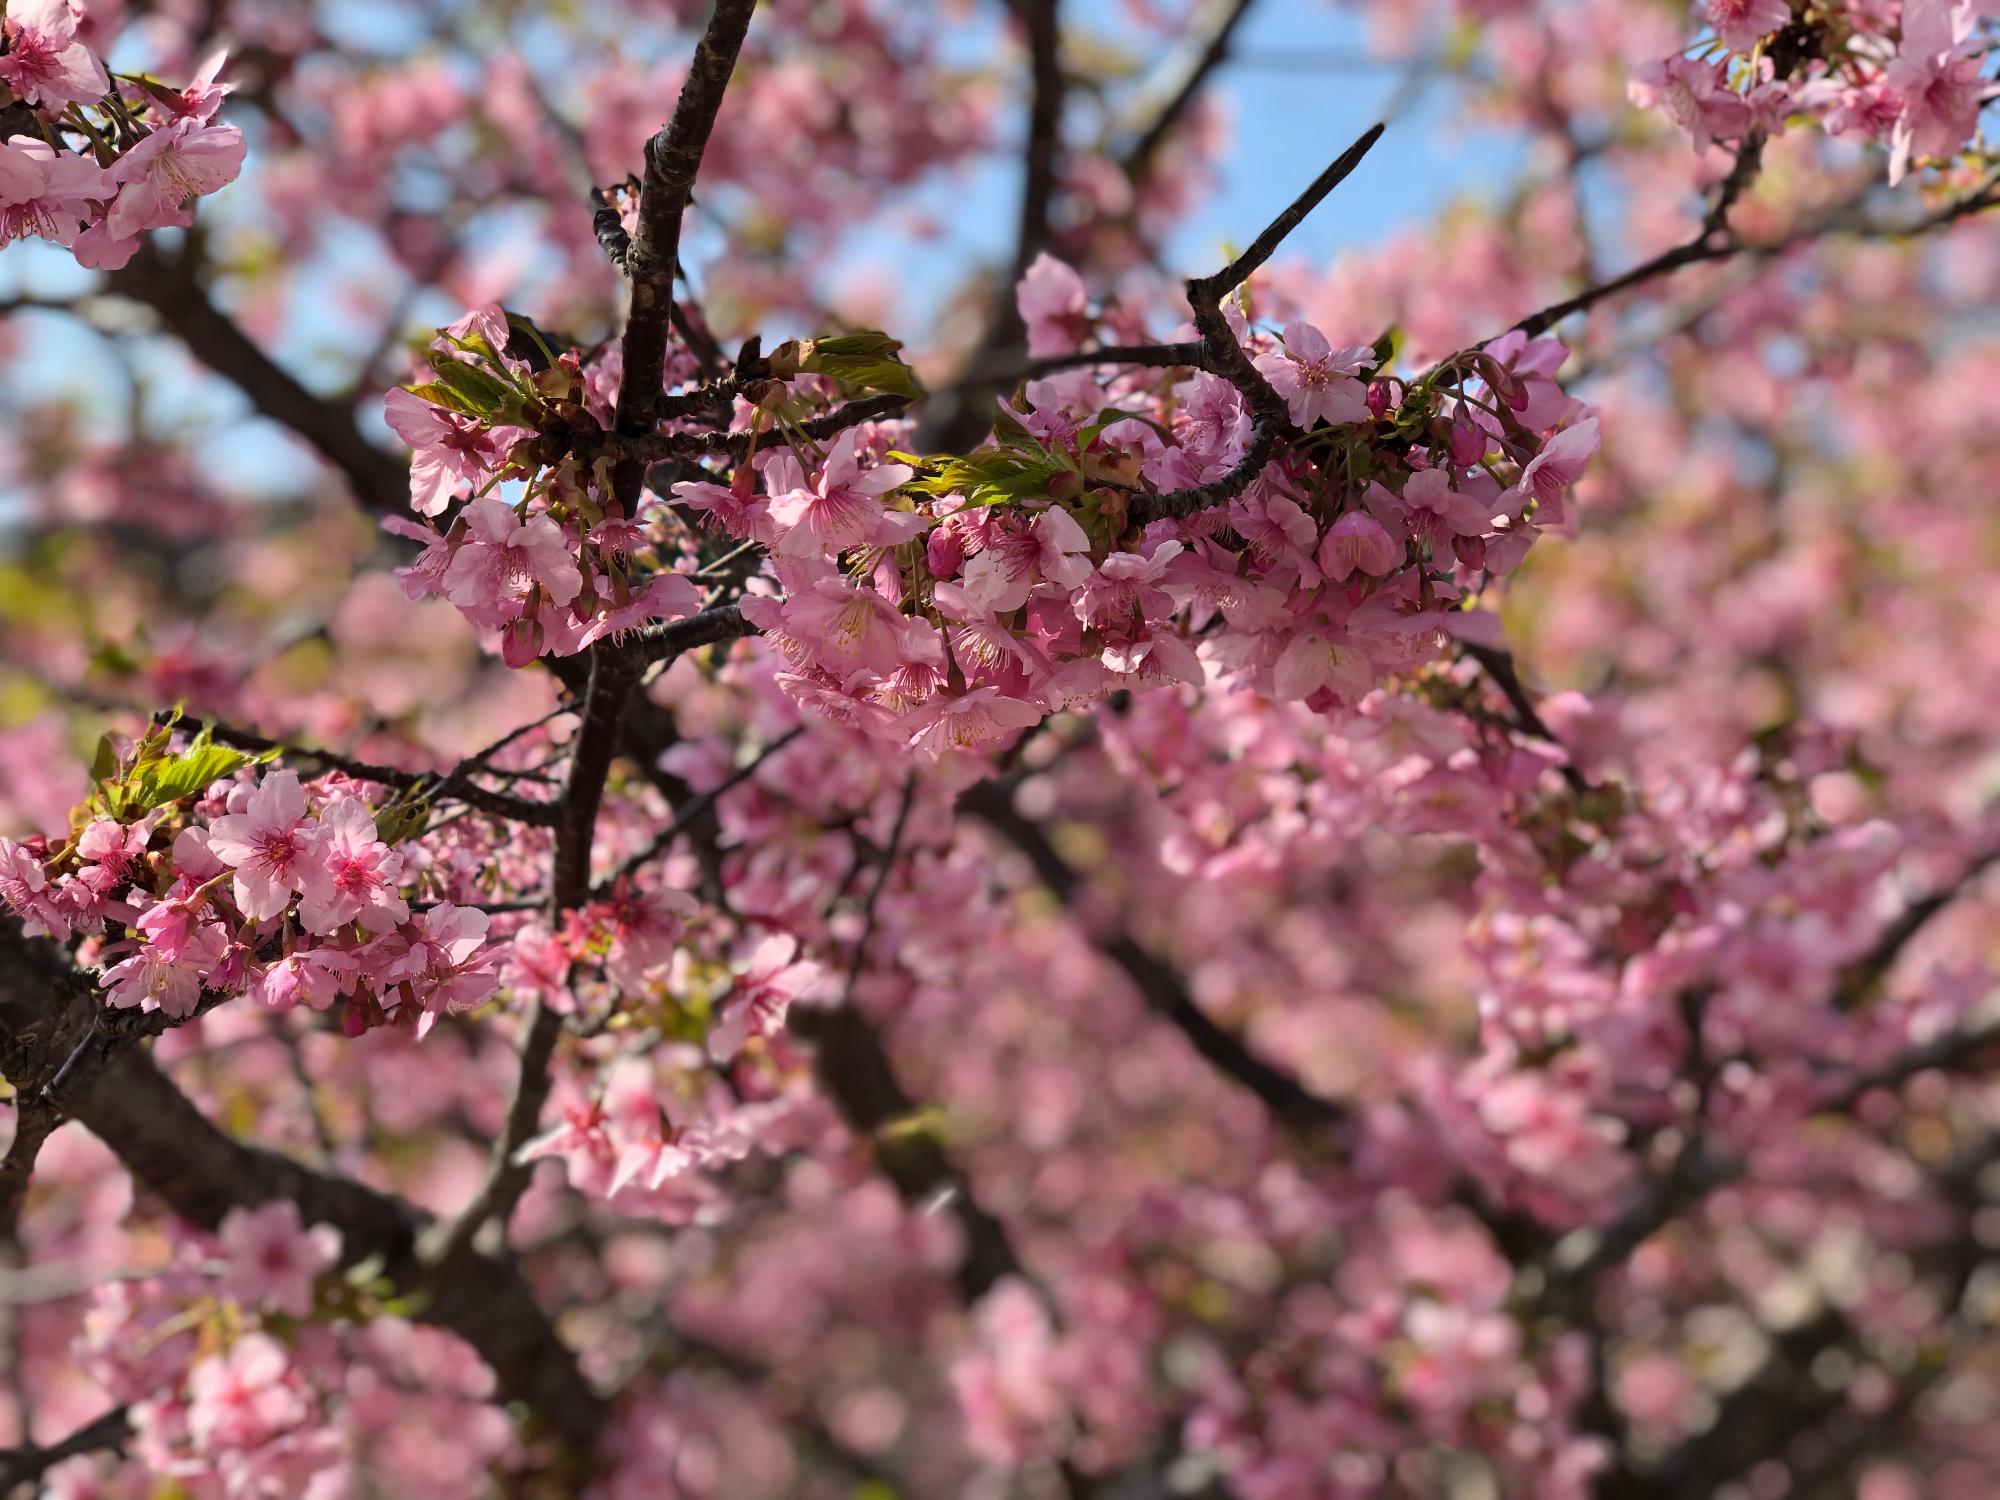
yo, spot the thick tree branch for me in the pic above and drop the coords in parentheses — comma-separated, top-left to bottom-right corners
(110, 243, 409, 516)
(612, 0, 757, 490)
(0, 1406, 133, 1496)
(0, 921, 610, 1452)
(960, 781, 1349, 1135)
(793, 779, 1031, 1304)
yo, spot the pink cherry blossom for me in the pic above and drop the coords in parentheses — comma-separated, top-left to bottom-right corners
(1629, 56, 1751, 148)
(1253, 321, 1373, 428)
(1400, 468, 1494, 547)
(0, 837, 66, 938)
(1885, 32, 1986, 183)
(709, 933, 825, 1061)
(441, 497, 582, 626)
(1271, 630, 1374, 702)
(102, 119, 247, 240)
(0, 135, 107, 246)
(1073, 542, 1183, 637)
(383, 390, 511, 517)
(777, 577, 911, 676)
(184, 1334, 308, 1452)
(961, 505, 1094, 613)
(206, 771, 315, 922)
(217, 1202, 342, 1319)
(382, 903, 501, 1037)
(298, 794, 409, 935)
(0, 0, 109, 109)
(1318, 511, 1402, 580)
(765, 430, 915, 559)
(903, 687, 1043, 758)
(256, 947, 357, 1012)
(1512, 418, 1600, 518)
(101, 921, 228, 1018)
(1703, 0, 1791, 52)
(1016, 251, 1090, 357)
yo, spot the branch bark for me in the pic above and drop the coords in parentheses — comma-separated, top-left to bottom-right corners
(110, 243, 410, 516)
(960, 781, 1349, 1135)
(0, 920, 611, 1453)
(612, 0, 758, 506)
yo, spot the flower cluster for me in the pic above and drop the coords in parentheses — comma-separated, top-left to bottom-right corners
(385, 307, 703, 666)
(0, 723, 507, 1039)
(1634, 0, 1996, 182)
(0, 3, 245, 266)
(383, 265, 1598, 767)
(65, 1201, 513, 1500)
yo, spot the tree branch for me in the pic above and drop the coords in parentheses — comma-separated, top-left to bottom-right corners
(599, 725, 803, 894)
(109, 242, 409, 516)
(181, 714, 564, 829)
(1463, 643, 1589, 793)
(0, 921, 610, 1453)
(960, 781, 1348, 1135)
(612, 0, 758, 494)
(1118, 0, 1259, 189)
(793, 779, 1031, 1303)
(1137, 123, 1384, 521)
(0, 1406, 133, 1496)
(427, 647, 639, 1265)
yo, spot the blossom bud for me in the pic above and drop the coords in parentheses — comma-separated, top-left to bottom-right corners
(927, 524, 965, 580)
(1448, 410, 1486, 466)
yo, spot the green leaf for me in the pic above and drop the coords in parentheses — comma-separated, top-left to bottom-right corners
(900, 447, 1066, 508)
(798, 331, 926, 401)
(88, 734, 119, 784)
(400, 380, 486, 419)
(423, 352, 519, 417)
(127, 730, 252, 812)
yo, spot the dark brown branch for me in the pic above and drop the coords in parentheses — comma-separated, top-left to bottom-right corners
(0, 1405, 133, 1495)
(1463, 643, 1589, 793)
(600, 725, 804, 892)
(1831, 846, 2000, 1011)
(794, 780, 1030, 1303)
(429, 647, 640, 1265)
(1119, 0, 1259, 188)
(110, 242, 410, 516)
(961, 781, 1348, 1135)
(916, 0, 1068, 453)
(1136, 124, 1384, 521)
(1552, 874, 2000, 1296)
(1505, 237, 1739, 341)
(0, 921, 610, 1453)
(180, 714, 562, 829)
(612, 0, 757, 485)
(608, 393, 911, 466)
(632, 603, 759, 663)
(1187, 121, 1385, 304)
(1010, 0, 1066, 282)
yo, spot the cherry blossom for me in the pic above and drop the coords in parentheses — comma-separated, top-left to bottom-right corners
(1253, 321, 1373, 428)
(0, 0, 109, 109)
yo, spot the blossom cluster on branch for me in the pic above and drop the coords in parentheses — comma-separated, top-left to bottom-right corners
(1636, 0, 1995, 182)
(2, 0, 1999, 1497)
(0, 2, 243, 267)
